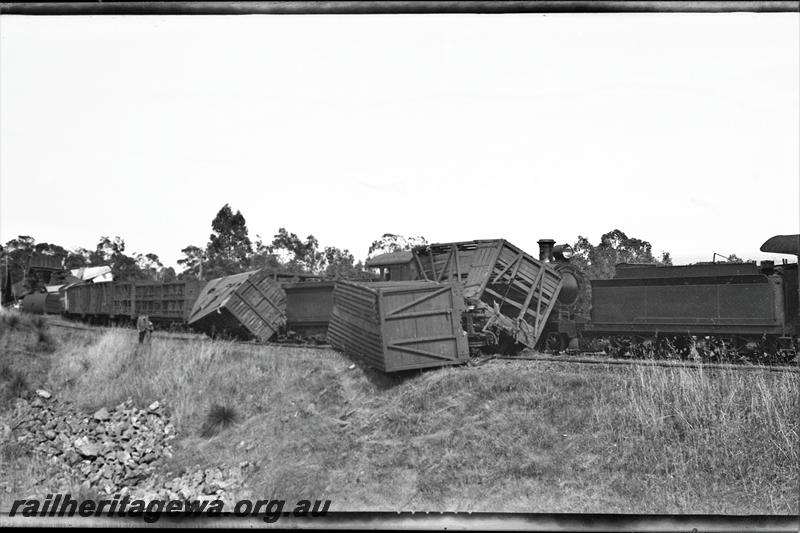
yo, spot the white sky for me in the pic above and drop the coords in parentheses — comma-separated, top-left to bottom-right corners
(1, 13, 798, 269)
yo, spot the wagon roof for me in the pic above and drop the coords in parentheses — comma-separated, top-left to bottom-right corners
(365, 251, 414, 267)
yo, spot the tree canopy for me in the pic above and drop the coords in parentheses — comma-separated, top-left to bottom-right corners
(0, 234, 172, 296)
(177, 205, 372, 279)
(569, 229, 672, 315)
(367, 233, 428, 258)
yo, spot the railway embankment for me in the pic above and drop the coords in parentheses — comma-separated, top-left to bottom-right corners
(1, 310, 798, 514)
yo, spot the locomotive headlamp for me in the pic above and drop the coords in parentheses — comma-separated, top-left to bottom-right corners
(553, 244, 574, 261)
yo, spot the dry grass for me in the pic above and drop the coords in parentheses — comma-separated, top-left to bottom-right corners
(1, 316, 797, 515)
(609, 364, 799, 513)
(0, 309, 63, 402)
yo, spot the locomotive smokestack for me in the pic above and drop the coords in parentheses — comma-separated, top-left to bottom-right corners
(537, 239, 556, 262)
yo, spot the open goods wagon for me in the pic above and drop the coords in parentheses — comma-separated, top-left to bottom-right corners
(327, 280, 469, 372)
(411, 239, 563, 349)
(283, 281, 336, 338)
(62, 280, 205, 323)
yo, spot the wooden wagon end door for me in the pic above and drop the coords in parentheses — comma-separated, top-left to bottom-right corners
(379, 285, 469, 372)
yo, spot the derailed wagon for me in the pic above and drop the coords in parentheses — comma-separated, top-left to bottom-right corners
(371, 239, 565, 351)
(327, 280, 469, 372)
(187, 269, 287, 341)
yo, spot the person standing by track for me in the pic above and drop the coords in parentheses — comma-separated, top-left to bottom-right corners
(136, 314, 153, 345)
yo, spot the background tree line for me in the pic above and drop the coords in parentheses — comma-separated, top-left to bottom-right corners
(5, 203, 709, 317)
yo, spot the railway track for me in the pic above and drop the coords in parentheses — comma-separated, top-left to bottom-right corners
(498, 353, 800, 373)
(44, 316, 799, 373)
(45, 318, 333, 350)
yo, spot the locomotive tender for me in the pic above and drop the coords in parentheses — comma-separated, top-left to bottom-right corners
(581, 259, 798, 360)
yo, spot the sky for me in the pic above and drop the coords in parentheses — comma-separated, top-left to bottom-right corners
(1, 12, 798, 270)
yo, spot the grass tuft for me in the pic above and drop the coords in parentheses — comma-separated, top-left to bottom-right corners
(2, 311, 22, 331)
(200, 404, 240, 438)
(29, 315, 47, 331)
(0, 364, 30, 402)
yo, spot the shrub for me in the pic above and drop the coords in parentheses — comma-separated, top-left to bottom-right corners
(200, 404, 240, 438)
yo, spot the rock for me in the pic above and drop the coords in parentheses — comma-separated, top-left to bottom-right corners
(64, 451, 82, 465)
(93, 408, 110, 421)
(36, 389, 51, 399)
(44, 430, 57, 440)
(74, 436, 100, 458)
(148, 401, 160, 412)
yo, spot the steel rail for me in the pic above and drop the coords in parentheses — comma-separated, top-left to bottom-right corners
(497, 354, 800, 373)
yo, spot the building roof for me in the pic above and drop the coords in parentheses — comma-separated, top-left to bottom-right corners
(70, 265, 113, 282)
(365, 251, 414, 267)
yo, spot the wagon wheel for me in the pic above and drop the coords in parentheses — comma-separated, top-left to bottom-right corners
(729, 336, 759, 363)
(714, 337, 741, 363)
(544, 332, 565, 354)
(629, 335, 654, 359)
(610, 336, 633, 358)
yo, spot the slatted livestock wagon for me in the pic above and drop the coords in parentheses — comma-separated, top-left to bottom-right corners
(409, 240, 564, 349)
(62, 280, 205, 324)
(113, 281, 206, 323)
(327, 280, 470, 372)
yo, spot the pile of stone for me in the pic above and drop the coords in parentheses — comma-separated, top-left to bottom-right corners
(3, 390, 253, 503)
(5, 390, 175, 495)
(122, 462, 254, 505)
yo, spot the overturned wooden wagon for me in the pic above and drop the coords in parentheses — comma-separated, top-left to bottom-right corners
(327, 280, 470, 372)
(187, 270, 287, 341)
